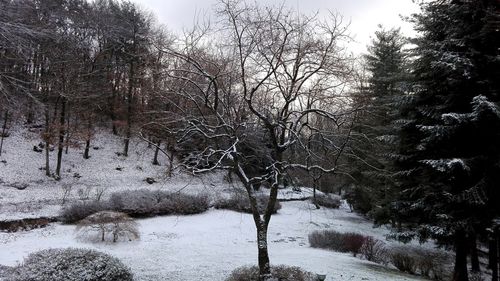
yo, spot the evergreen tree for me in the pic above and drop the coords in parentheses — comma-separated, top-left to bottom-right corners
(391, 1, 500, 280)
(346, 26, 408, 223)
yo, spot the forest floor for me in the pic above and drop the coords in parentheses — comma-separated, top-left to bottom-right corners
(0, 125, 431, 280)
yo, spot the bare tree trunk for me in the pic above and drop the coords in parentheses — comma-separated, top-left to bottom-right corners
(490, 231, 498, 281)
(470, 232, 480, 272)
(64, 103, 70, 154)
(236, 169, 272, 279)
(110, 88, 118, 135)
(257, 223, 271, 280)
(55, 97, 66, 178)
(0, 111, 8, 156)
(453, 229, 469, 281)
(152, 140, 161, 165)
(26, 101, 34, 124)
(84, 119, 92, 159)
(44, 104, 51, 177)
(123, 62, 134, 157)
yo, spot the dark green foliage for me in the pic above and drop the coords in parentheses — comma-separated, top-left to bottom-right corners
(390, 0, 500, 248)
(344, 186, 373, 214)
(214, 191, 281, 214)
(226, 265, 315, 281)
(345, 26, 409, 220)
(6, 248, 133, 281)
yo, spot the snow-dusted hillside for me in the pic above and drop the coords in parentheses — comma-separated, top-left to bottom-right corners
(0, 126, 428, 281)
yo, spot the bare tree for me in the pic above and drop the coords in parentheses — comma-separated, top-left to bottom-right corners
(158, 1, 354, 278)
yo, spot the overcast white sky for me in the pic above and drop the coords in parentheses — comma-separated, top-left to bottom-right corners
(132, 0, 420, 54)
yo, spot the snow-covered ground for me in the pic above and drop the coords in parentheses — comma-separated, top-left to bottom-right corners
(0, 126, 429, 280)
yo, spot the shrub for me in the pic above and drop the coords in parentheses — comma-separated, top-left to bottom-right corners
(109, 190, 158, 216)
(313, 193, 341, 209)
(6, 248, 133, 281)
(308, 230, 367, 256)
(155, 192, 210, 215)
(360, 237, 388, 264)
(60, 201, 110, 224)
(215, 192, 281, 214)
(62, 190, 210, 223)
(389, 247, 418, 274)
(343, 233, 367, 257)
(226, 265, 316, 281)
(388, 246, 452, 279)
(76, 211, 139, 243)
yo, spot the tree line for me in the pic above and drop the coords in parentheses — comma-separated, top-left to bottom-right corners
(1, 0, 499, 280)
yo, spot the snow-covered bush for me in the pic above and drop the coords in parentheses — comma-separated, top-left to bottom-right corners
(389, 248, 417, 274)
(313, 193, 341, 208)
(308, 230, 367, 256)
(109, 190, 158, 216)
(76, 211, 139, 242)
(360, 237, 388, 264)
(214, 191, 281, 214)
(110, 189, 210, 216)
(389, 246, 452, 280)
(6, 248, 133, 281)
(155, 192, 210, 215)
(60, 201, 110, 224)
(226, 265, 316, 281)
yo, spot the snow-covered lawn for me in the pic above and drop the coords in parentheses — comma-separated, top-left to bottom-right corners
(0, 201, 426, 281)
(0, 127, 429, 280)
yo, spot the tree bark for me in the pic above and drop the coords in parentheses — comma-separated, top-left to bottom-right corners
(453, 229, 469, 281)
(123, 61, 134, 157)
(257, 224, 271, 280)
(470, 232, 480, 272)
(64, 103, 70, 154)
(44, 103, 51, 177)
(0, 111, 8, 156)
(490, 232, 498, 281)
(55, 97, 66, 178)
(83, 118, 92, 159)
(152, 140, 161, 165)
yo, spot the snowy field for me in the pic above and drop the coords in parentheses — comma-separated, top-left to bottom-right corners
(0, 126, 428, 280)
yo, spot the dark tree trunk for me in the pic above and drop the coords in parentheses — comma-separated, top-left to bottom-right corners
(312, 178, 320, 209)
(235, 169, 273, 280)
(470, 232, 480, 272)
(110, 81, 118, 135)
(152, 140, 161, 165)
(453, 230, 469, 281)
(26, 101, 34, 124)
(84, 139, 91, 159)
(257, 224, 271, 280)
(83, 119, 92, 159)
(55, 97, 66, 178)
(64, 104, 70, 154)
(490, 232, 498, 281)
(44, 103, 51, 177)
(0, 110, 8, 156)
(123, 62, 134, 157)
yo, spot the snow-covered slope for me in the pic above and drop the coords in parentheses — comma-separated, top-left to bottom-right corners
(0, 126, 235, 220)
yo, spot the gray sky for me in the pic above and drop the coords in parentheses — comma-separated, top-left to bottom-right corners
(132, 0, 420, 54)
